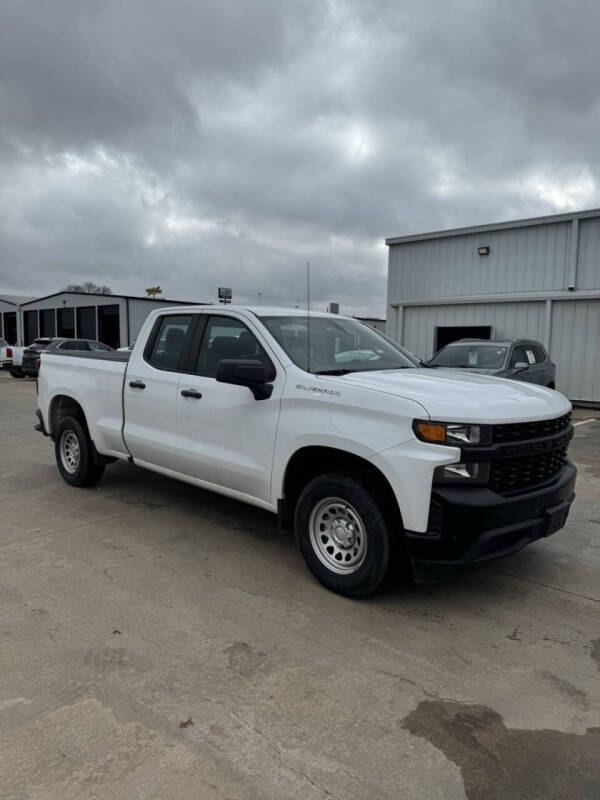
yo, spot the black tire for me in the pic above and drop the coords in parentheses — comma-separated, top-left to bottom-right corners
(295, 473, 392, 598)
(10, 369, 25, 378)
(54, 416, 105, 487)
(547, 382, 555, 390)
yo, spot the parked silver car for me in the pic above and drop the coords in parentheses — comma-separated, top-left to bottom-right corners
(427, 338, 556, 388)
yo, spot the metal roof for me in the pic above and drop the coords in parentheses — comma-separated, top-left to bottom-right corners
(18, 290, 206, 306)
(385, 206, 600, 246)
(0, 294, 39, 305)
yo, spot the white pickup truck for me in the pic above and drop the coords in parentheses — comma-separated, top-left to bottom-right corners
(36, 305, 576, 597)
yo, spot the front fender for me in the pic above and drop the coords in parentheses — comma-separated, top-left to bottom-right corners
(369, 440, 459, 532)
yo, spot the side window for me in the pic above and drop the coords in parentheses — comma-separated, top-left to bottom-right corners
(60, 340, 80, 351)
(532, 345, 547, 363)
(197, 316, 271, 378)
(147, 315, 193, 371)
(89, 341, 112, 352)
(509, 346, 527, 368)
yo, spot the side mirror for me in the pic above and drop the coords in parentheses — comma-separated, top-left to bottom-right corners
(216, 359, 275, 400)
(513, 361, 529, 371)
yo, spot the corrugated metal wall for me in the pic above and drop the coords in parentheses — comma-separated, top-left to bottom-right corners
(388, 222, 570, 302)
(550, 300, 600, 402)
(576, 218, 600, 290)
(127, 298, 175, 344)
(403, 302, 546, 360)
(387, 210, 600, 401)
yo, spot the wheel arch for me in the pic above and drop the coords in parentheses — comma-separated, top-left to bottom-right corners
(280, 445, 403, 532)
(49, 395, 116, 466)
(49, 394, 90, 439)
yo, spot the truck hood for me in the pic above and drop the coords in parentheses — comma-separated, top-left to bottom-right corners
(338, 368, 570, 424)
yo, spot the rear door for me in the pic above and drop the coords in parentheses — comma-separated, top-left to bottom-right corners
(123, 313, 195, 471)
(517, 343, 550, 386)
(531, 344, 554, 386)
(176, 313, 284, 503)
(508, 345, 535, 383)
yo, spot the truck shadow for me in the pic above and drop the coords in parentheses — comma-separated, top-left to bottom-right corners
(101, 461, 286, 544)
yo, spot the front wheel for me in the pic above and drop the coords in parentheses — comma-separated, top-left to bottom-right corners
(55, 416, 105, 487)
(295, 473, 392, 598)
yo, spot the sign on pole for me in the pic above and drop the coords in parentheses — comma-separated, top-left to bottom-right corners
(218, 287, 232, 304)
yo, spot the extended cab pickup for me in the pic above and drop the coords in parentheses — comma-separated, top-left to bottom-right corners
(36, 306, 576, 597)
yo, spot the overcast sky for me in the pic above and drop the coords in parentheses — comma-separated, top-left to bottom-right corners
(1, 1, 599, 316)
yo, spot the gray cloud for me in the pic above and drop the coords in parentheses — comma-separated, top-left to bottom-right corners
(1, 0, 599, 315)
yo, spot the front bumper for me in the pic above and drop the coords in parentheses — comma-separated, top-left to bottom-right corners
(406, 460, 576, 582)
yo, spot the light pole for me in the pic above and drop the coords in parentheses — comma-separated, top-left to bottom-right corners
(257, 292, 262, 305)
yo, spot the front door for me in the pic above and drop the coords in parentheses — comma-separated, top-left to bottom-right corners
(176, 313, 284, 504)
(124, 313, 195, 471)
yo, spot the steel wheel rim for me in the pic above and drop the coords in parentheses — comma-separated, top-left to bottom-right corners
(309, 496, 367, 575)
(60, 430, 80, 474)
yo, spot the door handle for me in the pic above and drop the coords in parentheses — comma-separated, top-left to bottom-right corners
(129, 380, 146, 389)
(181, 389, 202, 399)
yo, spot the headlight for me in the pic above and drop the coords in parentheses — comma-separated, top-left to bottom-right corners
(433, 462, 490, 483)
(413, 420, 489, 446)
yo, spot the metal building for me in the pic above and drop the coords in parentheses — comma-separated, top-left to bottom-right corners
(0, 295, 37, 345)
(0, 291, 205, 349)
(386, 207, 600, 403)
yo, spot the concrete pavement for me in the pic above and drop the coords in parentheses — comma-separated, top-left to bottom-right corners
(0, 371, 599, 799)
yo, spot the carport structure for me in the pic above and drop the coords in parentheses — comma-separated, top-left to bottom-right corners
(2, 290, 206, 348)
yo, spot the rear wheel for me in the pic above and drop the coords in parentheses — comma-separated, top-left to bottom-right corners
(55, 416, 105, 487)
(10, 369, 24, 378)
(547, 381, 555, 389)
(295, 473, 392, 598)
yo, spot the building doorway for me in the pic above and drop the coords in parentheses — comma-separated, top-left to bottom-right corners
(434, 325, 493, 353)
(3, 312, 17, 345)
(57, 307, 75, 338)
(24, 310, 39, 344)
(97, 305, 120, 348)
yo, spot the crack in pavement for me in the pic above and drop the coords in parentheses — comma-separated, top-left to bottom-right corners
(485, 567, 600, 604)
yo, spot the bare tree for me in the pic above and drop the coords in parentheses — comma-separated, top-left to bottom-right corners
(66, 282, 112, 294)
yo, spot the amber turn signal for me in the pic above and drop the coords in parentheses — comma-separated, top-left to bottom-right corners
(414, 421, 446, 443)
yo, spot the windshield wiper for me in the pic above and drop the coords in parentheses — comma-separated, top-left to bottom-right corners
(313, 369, 353, 375)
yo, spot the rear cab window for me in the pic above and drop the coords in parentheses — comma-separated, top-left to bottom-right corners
(145, 315, 194, 372)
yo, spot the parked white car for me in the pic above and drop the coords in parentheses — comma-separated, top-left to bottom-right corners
(0, 337, 11, 370)
(36, 305, 576, 597)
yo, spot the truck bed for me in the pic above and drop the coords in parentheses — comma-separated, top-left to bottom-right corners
(39, 350, 130, 458)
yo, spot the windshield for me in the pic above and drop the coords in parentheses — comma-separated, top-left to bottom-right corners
(429, 344, 507, 369)
(261, 316, 416, 373)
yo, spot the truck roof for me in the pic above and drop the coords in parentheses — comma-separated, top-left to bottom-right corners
(157, 304, 348, 319)
(444, 338, 539, 347)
